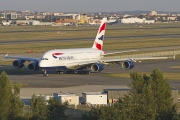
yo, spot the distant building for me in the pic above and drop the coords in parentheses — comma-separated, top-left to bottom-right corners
(53, 92, 79, 105)
(36, 15, 46, 19)
(42, 12, 52, 16)
(167, 16, 177, 21)
(25, 15, 35, 20)
(121, 17, 143, 23)
(149, 11, 158, 16)
(58, 14, 80, 20)
(29, 20, 40, 25)
(37, 94, 53, 105)
(88, 19, 101, 25)
(79, 14, 88, 24)
(16, 20, 30, 25)
(121, 17, 155, 24)
(103, 88, 131, 103)
(2, 20, 12, 25)
(82, 92, 107, 105)
(54, 12, 63, 16)
(104, 88, 179, 104)
(54, 19, 74, 26)
(3, 13, 17, 19)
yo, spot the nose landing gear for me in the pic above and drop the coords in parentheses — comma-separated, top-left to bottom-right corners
(42, 69, 48, 77)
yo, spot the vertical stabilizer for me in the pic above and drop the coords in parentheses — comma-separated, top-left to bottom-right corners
(92, 18, 107, 50)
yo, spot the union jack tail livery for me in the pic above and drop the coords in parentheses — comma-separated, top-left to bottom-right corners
(92, 18, 107, 50)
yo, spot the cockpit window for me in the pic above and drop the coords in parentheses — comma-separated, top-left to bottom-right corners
(41, 58, 48, 60)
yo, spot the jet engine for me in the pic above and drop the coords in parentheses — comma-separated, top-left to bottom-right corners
(122, 60, 135, 69)
(91, 63, 104, 72)
(28, 62, 39, 71)
(12, 60, 25, 69)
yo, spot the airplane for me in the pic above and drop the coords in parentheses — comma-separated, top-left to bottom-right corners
(106, 19, 119, 25)
(5, 18, 174, 77)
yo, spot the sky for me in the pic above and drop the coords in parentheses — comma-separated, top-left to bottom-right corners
(0, 0, 180, 13)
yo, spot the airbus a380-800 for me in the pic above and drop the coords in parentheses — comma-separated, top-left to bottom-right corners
(5, 18, 173, 76)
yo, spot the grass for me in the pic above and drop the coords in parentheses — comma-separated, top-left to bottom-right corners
(170, 66, 180, 69)
(0, 22, 180, 41)
(0, 37, 180, 54)
(1, 23, 180, 54)
(0, 23, 180, 51)
(102, 72, 180, 81)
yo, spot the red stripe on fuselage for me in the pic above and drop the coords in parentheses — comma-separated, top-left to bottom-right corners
(52, 53, 63, 57)
(54, 53, 63, 55)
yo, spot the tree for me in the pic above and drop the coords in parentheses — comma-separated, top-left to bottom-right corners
(81, 69, 174, 120)
(127, 71, 156, 120)
(172, 114, 180, 120)
(150, 69, 173, 120)
(8, 84, 24, 120)
(0, 71, 25, 120)
(30, 94, 48, 120)
(0, 71, 12, 120)
(47, 98, 68, 120)
(82, 105, 121, 120)
(119, 68, 173, 120)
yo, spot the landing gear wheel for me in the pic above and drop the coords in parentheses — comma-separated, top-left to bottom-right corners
(43, 74, 48, 77)
(42, 69, 48, 77)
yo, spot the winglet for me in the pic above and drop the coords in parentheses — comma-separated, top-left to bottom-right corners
(167, 55, 176, 59)
(5, 54, 8, 59)
(173, 55, 176, 59)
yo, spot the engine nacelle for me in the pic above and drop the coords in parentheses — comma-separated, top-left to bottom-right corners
(12, 60, 25, 69)
(28, 62, 39, 71)
(122, 60, 135, 69)
(91, 63, 104, 72)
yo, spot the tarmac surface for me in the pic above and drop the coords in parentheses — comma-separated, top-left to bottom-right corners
(1, 47, 180, 98)
(4, 58, 180, 98)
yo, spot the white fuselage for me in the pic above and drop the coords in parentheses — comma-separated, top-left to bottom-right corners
(39, 48, 104, 69)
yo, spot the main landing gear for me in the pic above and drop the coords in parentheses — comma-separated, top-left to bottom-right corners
(42, 69, 90, 77)
(56, 70, 90, 74)
(66, 70, 90, 74)
(42, 69, 48, 77)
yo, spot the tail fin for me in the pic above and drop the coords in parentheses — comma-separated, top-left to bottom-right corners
(92, 18, 107, 50)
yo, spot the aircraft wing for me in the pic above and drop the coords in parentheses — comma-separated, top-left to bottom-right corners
(5, 54, 40, 61)
(102, 50, 137, 56)
(66, 55, 175, 69)
(101, 55, 175, 63)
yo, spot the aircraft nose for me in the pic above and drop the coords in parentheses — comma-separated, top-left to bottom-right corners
(38, 61, 44, 68)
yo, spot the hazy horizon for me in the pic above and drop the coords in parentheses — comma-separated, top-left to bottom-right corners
(0, 0, 180, 13)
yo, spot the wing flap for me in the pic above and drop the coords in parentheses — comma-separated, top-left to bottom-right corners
(101, 56, 175, 63)
(102, 50, 137, 56)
